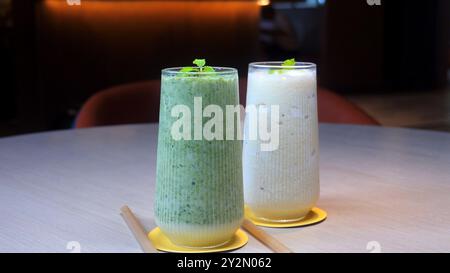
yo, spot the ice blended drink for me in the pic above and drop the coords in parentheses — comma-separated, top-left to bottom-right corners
(155, 62, 244, 247)
(243, 61, 319, 222)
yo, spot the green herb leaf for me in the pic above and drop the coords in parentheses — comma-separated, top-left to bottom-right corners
(193, 59, 206, 69)
(180, 67, 195, 72)
(179, 59, 214, 75)
(269, 58, 296, 74)
(282, 58, 296, 67)
(203, 66, 215, 72)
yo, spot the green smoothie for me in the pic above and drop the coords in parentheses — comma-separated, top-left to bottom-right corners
(155, 66, 244, 247)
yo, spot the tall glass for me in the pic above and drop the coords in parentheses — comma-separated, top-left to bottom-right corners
(155, 67, 244, 248)
(243, 62, 319, 222)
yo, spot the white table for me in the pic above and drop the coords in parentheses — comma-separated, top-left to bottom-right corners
(1, 124, 450, 253)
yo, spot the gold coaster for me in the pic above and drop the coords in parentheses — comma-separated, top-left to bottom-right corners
(245, 206, 327, 228)
(148, 227, 248, 253)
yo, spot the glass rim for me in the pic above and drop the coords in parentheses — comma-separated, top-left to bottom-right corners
(249, 61, 316, 69)
(162, 67, 237, 75)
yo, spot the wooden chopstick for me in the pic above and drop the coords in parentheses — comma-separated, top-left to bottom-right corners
(120, 205, 291, 253)
(120, 205, 158, 253)
(242, 219, 293, 253)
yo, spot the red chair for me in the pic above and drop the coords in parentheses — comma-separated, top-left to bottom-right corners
(75, 79, 379, 128)
(316, 88, 379, 125)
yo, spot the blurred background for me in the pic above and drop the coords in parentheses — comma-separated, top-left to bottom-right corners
(0, 0, 449, 136)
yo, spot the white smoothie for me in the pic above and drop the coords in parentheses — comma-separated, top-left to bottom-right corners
(243, 64, 319, 222)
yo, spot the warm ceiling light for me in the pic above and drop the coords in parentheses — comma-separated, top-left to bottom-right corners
(257, 0, 270, 6)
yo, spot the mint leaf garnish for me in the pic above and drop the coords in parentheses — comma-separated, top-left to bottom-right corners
(179, 59, 215, 75)
(180, 67, 195, 72)
(269, 58, 296, 74)
(203, 66, 215, 72)
(193, 59, 206, 69)
(282, 58, 296, 67)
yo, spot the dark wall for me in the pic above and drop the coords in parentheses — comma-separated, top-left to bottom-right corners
(321, 0, 449, 93)
(321, 0, 385, 93)
(383, 0, 449, 90)
(0, 8, 15, 122)
(11, 0, 41, 133)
